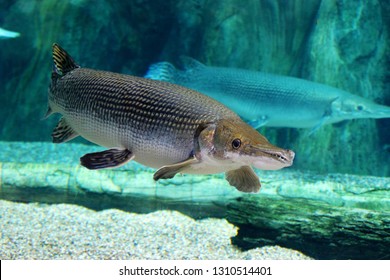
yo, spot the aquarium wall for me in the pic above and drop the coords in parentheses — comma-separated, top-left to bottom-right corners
(0, 0, 389, 176)
(1, 0, 390, 260)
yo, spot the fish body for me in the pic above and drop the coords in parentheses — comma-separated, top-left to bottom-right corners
(145, 58, 390, 129)
(0, 27, 20, 39)
(47, 44, 294, 192)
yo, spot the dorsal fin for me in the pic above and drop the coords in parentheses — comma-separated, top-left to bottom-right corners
(179, 56, 206, 71)
(52, 43, 79, 75)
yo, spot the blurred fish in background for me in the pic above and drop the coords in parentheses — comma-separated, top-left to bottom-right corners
(145, 58, 390, 130)
(0, 27, 20, 39)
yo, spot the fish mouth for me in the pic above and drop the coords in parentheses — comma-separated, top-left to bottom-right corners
(250, 147, 295, 170)
(265, 149, 295, 164)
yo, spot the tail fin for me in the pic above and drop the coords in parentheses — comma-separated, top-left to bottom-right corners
(144, 62, 177, 82)
(52, 43, 79, 76)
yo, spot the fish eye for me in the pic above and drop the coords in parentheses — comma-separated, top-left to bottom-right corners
(232, 138, 241, 149)
(356, 105, 364, 111)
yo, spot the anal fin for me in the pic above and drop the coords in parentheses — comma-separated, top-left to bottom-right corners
(43, 106, 53, 119)
(52, 117, 79, 143)
(154, 156, 198, 181)
(80, 149, 134, 170)
(225, 166, 261, 193)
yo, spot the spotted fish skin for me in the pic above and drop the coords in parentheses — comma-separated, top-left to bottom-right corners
(47, 44, 294, 193)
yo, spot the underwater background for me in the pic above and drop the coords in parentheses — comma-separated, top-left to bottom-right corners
(0, 0, 389, 260)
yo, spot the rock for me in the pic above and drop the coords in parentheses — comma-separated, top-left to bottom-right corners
(295, 0, 389, 176)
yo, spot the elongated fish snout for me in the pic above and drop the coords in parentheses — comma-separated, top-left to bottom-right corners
(211, 119, 295, 171)
(372, 103, 390, 118)
(282, 149, 295, 165)
(250, 145, 295, 170)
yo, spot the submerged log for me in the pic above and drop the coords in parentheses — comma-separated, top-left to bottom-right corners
(0, 161, 240, 219)
(1, 159, 389, 212)
(1, 156, 389, 259)
(227, 195, 390, 259)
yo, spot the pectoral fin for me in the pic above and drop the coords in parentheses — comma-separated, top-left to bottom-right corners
(80, 149, 134, 170)
(225, 166, 261, 193)
(154, 156, 198, 181)
(310, 97, 339, 134)
(52, 117, 79, 143)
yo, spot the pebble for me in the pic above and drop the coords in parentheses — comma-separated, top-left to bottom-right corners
(0, 200, 311, 260)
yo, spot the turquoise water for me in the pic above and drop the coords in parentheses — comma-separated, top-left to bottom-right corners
(0, 0, 389, 260)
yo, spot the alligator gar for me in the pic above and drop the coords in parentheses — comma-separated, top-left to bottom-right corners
(46, 44, 294, 193)
(145, 58, 390, 129)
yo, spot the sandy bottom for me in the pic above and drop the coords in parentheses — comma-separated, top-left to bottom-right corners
(0, 200, 311, 260)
